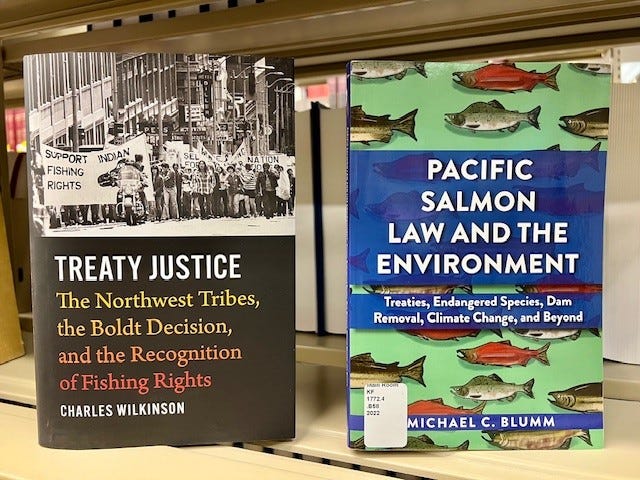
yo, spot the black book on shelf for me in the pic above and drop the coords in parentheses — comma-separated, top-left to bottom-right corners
(24, 52, 295, 449)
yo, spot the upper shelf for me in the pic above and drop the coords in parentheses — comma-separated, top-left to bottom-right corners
(4, 0, 640, 79)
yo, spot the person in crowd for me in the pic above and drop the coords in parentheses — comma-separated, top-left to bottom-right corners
(287, 168, 295, 216)
(192, 160, 213, 219)
(226, 165, 242, 218)
(161, 162, 179, 219)
(208, 164, 221, 218)
(257, 162, 279, 219)
(151, 165, 166, 221)
(240, 163, 257, 217)
(134, 154, 149, 220)
(172, 163, 183, 219)
(181, 173, 193, 219)
(275, 164, 290, 216)
(217, 165, 229, 217)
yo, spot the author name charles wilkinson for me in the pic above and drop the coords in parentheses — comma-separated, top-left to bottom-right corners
(60, 402, 185, 418)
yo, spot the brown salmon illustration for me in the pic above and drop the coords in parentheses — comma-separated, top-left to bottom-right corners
(548, 382, 603, 413)
(457, 340, 550, 367)
(483, 429, 591, 450)
(350, 105, 418, 144)
(559, 108, 609, 139)
(408, 398, 486, 415)
(349, 352, 425, 388)
(350, 434, 469, 451)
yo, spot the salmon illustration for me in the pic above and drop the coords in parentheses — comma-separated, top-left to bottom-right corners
(445, 100, 541, 133)
(408, 398, 486, 415)
(512, 328, 600, 341)
(364, 284, 469, 295)
(516, 284, 602, 294)
(559, 108, 609, 139)
(571, 63, 611, 75)
(452, 63, 560, 92)
(349, 353, 425, 388)
(483, 429, 591, 450)
(350, 105, 418, 144)
(404, 329, 502, 341)
(451, 374, 534, 402)
(350, 435, 469, 451)
(457, 340, 550, 367)
(351, 60, 427, 80)
(548, 382, 603, 413)
(405, 435, 469, 451)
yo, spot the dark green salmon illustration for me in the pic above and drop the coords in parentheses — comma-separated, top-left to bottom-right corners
(350, 105, 418, 144)
(351, 60, 427, 80)
(349, 352, 425, 388)
(483, 429, 591, 450)
(350, 435, 469, 451)
(559, 108, 609, 139)
(548, 382, 603, 413)
(445, 100, 541, 133)
(451, 373, 534, 401)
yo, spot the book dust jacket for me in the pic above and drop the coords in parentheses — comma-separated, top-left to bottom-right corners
(25, 53, 295, 449)
(347, 61, 608, 451)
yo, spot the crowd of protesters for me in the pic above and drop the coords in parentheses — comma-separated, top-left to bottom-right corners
(151, 160, 295, 222)
(47, 157, 295, 229)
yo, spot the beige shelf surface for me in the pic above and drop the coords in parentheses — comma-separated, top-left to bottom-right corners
(243, 364, 640, 480)
(0, 402, 386, 480)
(2, 332, 640, 479)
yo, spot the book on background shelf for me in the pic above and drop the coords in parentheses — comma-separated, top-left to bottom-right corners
(25, 52, 295, 449)
(0, 196, 24, 365)
(347, 60, 609, 451)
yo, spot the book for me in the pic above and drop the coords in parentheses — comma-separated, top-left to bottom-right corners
(603, 83, 640, 364)
(0, 194, 24, 365)
(347, 60, 608, 451)
(25, 52, 295, 449)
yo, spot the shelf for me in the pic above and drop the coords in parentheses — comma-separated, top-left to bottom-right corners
(2, 331, 639, 406)
(196, 363, 639, 480)
(1, 331, 640, 479)
(0, 402, 385, 480)
(296, 333, 345, 368)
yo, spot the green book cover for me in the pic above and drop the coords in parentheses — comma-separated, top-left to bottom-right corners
(347, 61, 609, 451)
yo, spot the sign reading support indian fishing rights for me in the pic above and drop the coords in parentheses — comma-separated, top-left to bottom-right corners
(40, 135, 153, 206)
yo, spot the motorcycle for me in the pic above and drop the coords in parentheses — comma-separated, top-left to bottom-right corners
(116, 178, 145, 226)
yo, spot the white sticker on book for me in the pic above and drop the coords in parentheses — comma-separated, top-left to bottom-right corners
(364, 383, 407, 448)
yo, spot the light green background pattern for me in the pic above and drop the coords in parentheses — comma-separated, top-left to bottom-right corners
(348, 62, 609, 450)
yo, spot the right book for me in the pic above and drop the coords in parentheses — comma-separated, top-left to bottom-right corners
(347, 61, 609, 451)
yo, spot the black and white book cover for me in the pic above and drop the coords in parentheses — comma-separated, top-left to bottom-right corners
(24, 52, 295, 448)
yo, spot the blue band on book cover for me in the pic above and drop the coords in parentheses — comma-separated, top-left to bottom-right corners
(25, 53, 296, 449)
(347, 61, 608, 451)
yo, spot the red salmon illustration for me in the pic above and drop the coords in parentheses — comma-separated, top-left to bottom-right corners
(457, 340, 550, 367)
(453, 63, 561, 92)
(516, 284, 602, 294)
(404, 329, 501, 341)
(408, 398, 486, 415)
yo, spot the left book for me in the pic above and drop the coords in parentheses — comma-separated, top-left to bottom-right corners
(24, 52, 296, 449)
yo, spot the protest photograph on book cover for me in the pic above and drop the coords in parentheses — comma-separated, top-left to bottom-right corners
(26, 53, 295, 237)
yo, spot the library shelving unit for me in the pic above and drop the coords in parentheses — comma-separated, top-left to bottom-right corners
(2, 2, 640, 478)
